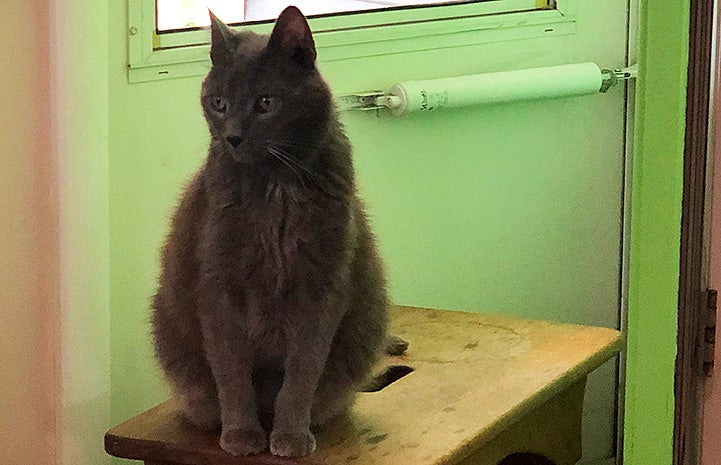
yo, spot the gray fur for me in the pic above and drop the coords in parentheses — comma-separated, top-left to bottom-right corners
(151, 6, 388, 458)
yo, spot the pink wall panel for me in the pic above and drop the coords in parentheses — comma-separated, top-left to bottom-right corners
(0, 1, 61, 464)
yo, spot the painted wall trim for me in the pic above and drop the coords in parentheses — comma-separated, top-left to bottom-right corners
(51, 0, 112, 463)
(624, 0, 688, 463)
(127, 0, 573, 82)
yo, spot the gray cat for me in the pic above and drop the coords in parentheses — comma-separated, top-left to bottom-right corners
(150, 6, 390, 459)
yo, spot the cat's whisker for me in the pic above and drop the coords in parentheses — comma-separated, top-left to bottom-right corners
(279, 154, 315, 186)
(269, 145, 321, 180)
(268, 145, 309, 173)
(267, 147, 308, 189)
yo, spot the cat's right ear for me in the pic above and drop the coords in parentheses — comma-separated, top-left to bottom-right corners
(209, 10, 235, 64)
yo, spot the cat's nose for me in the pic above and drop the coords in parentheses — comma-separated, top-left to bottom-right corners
(226, 135, 243, 148)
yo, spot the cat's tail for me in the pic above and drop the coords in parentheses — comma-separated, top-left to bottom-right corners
(359, 335, 411, 392)
(385, 335, 409, 356)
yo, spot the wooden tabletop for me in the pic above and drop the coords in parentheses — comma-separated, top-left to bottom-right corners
(105, 305, 623, 465)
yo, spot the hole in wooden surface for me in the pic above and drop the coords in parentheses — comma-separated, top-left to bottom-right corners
(498, 453, 557, 465)
(361, 365, 414, 392)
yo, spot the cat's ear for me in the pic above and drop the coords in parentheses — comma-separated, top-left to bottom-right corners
(267, 6, 317, 70)
(209, 10, 236, 64)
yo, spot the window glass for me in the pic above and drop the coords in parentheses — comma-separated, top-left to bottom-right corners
(156, 0, 508, 32)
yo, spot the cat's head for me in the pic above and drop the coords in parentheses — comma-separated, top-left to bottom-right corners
(202, 6, 333, 165)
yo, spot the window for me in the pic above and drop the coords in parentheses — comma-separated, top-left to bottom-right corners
(156, 1, 503, 32)
(128, 0, 574, 82)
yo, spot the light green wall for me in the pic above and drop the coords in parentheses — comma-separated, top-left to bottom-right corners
(99, 1, 686, 464)
(623, 1, 688, 464)
(53, 0, 111, 464)
(107, 3, 627, 462)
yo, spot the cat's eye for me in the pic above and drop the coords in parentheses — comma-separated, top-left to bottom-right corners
(210, 96, 228, 113)
(254, 96, 277, 114)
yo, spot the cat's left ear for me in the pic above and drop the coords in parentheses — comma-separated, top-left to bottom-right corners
(267, 6, 317, 69)
(209, 10, 236, 64)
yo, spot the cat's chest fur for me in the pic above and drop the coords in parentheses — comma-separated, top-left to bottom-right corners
(202, 173, 351, 305)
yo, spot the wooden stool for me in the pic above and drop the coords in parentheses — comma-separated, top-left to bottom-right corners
(105, 305, 622, 465)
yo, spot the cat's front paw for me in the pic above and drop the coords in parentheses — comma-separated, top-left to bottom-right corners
(219, 427, 267, 456)
(269, 429, 316, 457)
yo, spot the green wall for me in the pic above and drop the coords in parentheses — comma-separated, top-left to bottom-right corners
(98, 1, 686, 464)
(623, 1, 688, 464)
(108, 3, 627, 462)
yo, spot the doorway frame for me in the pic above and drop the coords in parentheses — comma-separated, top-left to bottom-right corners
(675, 0, 715, 463)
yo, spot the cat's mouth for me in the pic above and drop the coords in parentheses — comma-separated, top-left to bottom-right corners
(229, 148, 252, 164)
(222, 140, 264, 165)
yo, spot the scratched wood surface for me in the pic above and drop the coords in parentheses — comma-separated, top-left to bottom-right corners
(105, 305, 623, 465)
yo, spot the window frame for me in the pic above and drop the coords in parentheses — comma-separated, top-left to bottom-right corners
(127, 0, 576, 83)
